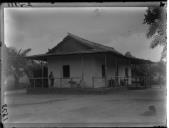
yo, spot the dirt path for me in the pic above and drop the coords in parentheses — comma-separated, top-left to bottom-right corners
(4, 88, 166, 127)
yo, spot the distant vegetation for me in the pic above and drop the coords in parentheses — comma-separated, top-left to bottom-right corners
(132, 61, 166, 85)
(125, 51, 166, 85)
(4, 45, 47, 90)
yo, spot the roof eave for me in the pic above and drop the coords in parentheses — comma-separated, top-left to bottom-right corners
(26, 51, 153, 64)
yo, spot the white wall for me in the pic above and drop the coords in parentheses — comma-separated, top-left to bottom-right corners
(94, 54, 132, 87)
(47, 54, 132, 88)
(47, 54, 96, 88)
(93, 54, 107, 88)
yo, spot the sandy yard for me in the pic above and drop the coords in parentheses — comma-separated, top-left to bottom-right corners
(3, 87, 166, 127)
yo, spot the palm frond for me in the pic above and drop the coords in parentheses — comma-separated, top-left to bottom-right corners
(17, 48, 22, 55)
(20, 48, 31, 56)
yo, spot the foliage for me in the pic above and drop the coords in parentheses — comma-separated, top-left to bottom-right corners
(4, 45, 48, 88)
(132, 64, 149, 77)
(5, 46, 30, 74)
(150, 61, 166, 84)
(125, 51, 135, 58)
(4, 46, 30, 86)
(143, 7, 167, 61)
(132, 61, 166, 84)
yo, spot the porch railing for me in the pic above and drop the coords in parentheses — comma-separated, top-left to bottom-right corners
(108, 76, 151, 88)
(92, 76, 129, 88)
(29, 77, 82, 88)
(29, 76, 151, 89)
(108, 76, 129, 88)
(92, 76, 151, 88)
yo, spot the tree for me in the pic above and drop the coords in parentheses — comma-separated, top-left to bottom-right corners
(143, 7, 167, 61)
(4, 45, 49, 88)
(125, 51, 135, 58)
(152, 61, 166, 83)
(4, 46, 33, 87)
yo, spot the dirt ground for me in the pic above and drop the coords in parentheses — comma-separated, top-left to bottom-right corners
(3, 87, 167, 127)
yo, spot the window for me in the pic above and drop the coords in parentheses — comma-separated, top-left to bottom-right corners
(102, 65, 105, 77)
(63, 65, 70, 78)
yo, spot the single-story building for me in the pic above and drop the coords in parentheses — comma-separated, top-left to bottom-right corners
(27, 33, 152, 88)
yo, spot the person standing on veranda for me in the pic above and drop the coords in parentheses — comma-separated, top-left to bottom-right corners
(49, 71, 54, 88)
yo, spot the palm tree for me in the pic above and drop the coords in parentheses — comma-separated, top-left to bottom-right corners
(5, 46, 33, 87)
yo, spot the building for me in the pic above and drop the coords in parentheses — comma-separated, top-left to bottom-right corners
(27, 33, 152, 88)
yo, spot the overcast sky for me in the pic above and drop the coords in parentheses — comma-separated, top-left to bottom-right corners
(4, 7, 163, 61)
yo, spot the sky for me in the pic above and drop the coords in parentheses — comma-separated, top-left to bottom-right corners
(4, 7, 163, 62)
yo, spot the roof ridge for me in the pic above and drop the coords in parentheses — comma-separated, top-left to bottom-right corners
(67, 33, 97, 49)
(67, 32, 123, 55)
(68, 33, 104, 47)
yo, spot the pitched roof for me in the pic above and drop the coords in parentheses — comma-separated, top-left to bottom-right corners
(47, 33, 123, 56)
(26, 33, 153, 64)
